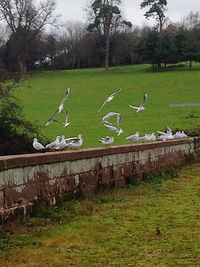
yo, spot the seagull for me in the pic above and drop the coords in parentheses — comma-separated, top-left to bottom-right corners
(126, 132, 140, 142)
(58, 86, 70, 113)
(100, 136, 114, 147)
(67, 135, 83, 149)
(102, 112, 123, 135)
(55, 136, 67, 150)
(52, 109, 70, 128)
(102, 112, 121, 125)
(98, 89, 122, 112)
(104, 123, 123, 136)
(174, 131, 188, 139)
(33, 138, 45, 150)
(45, 86, 70, 127)
(45, 109, 59, 127)
(139, 133, 156, 142)
(46, 136, 61, 149)
(129, 92, 148, 112)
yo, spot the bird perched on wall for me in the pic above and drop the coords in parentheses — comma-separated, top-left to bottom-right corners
(46, 136, 61, 149)
(33, 138, 45, 150)
(129, 92, 148, 112)
(98, 89, 122, 112)
(66, 135, 83, 149)
(100, 136, 114, 147)
(55, 136, 67, 150)
(126, 132, 140, 142)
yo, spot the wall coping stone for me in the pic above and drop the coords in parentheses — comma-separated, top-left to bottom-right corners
(0, 138, 195, 171)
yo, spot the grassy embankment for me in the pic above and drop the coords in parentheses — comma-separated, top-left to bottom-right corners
(0, 163, 200, 266)
(16, 64, 200, 147)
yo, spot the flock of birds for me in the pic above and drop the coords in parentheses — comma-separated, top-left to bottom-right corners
(33, 85, 188, 151)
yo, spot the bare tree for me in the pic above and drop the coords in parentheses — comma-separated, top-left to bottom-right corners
(61, 21, 87, 69)
(0, 0, 56, 73)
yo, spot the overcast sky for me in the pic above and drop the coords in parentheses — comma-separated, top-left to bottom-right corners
(55, 0, 200, 26)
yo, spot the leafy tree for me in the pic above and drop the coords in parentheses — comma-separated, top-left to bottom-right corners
(0, 72, 47, 155)
(140, 0, 167, 33)
(0, 0, 56, 74)
(87, 0, 132, 70)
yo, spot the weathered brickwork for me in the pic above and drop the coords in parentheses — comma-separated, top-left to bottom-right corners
(0, 138, 199, 222)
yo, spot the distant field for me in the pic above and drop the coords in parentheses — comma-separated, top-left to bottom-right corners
(1, 163, 200, 266)
(16, 64, 200, 147)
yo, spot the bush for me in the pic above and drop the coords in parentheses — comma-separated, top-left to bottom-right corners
(0, 71, 47, 155)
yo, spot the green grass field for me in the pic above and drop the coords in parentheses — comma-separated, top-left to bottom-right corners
(0, 163, 200, 266)
(16, 64, 200, 147)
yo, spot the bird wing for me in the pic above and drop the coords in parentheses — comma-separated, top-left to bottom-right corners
(98, 98, 109, 112)
(52, 119, 65, 126)
(58, 86, 70, 113)
(45, 108, 59, 127)
(140, 93, 148, 107)
(64, 108, 70, 127)
(129, 105, 139, 110)
(116, 113, 121, 128)
(102, 112, 119, 124)
(157, 130, 166, 135)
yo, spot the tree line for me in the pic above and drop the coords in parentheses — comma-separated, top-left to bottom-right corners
(0, 0, 199, 73)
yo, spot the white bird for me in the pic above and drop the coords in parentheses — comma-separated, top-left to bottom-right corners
(158, 128, 174, 141)
(100, 136, 114, 146)
(52, 109, 70, 128)
(102, 112, 121, 125)
(55, 136, 67, 150)
(98, 89, 122, 112)
(104, 123, 123, 136)
(67, 135, 83, 149)
(45, 86, 70, 127)
(58, 86, 70, 113)
(174, 131, 188, 139)
(139, 133, 156, 142)
(102, 112, 123, 135)
(33, 138, 45, 150)
(45, 109, 59, 127)
(126, 132, 140, 142)
(129, 92, 148, 112)
(46, 136, 61, 149)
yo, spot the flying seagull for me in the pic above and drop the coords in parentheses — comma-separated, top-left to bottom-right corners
(98, 89, 122, 112)
(129, 92, 148, 112)
(58, 86, 70, 113)
(102, 112, 121, 125)
(45, 109, 59, 127)
(102, 112, 123, 136)
(45, 86, 70, 127)
(52, 109, 70, 128)
(33, 138, 45, 150)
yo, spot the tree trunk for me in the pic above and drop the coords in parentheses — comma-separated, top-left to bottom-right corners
(189, 60, 192, 69)
(105, 37, 110, 71)
(19, 57, 27, 74)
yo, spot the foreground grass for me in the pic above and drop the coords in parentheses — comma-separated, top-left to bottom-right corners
(16, 64, 200, 147)
(0, 163, 200, 266)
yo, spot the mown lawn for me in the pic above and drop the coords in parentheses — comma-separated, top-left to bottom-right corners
(16, 64, 200, 147)
(0, 163, 200, 266)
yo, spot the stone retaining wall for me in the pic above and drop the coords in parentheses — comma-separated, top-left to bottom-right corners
(0, 138, 199, 222)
